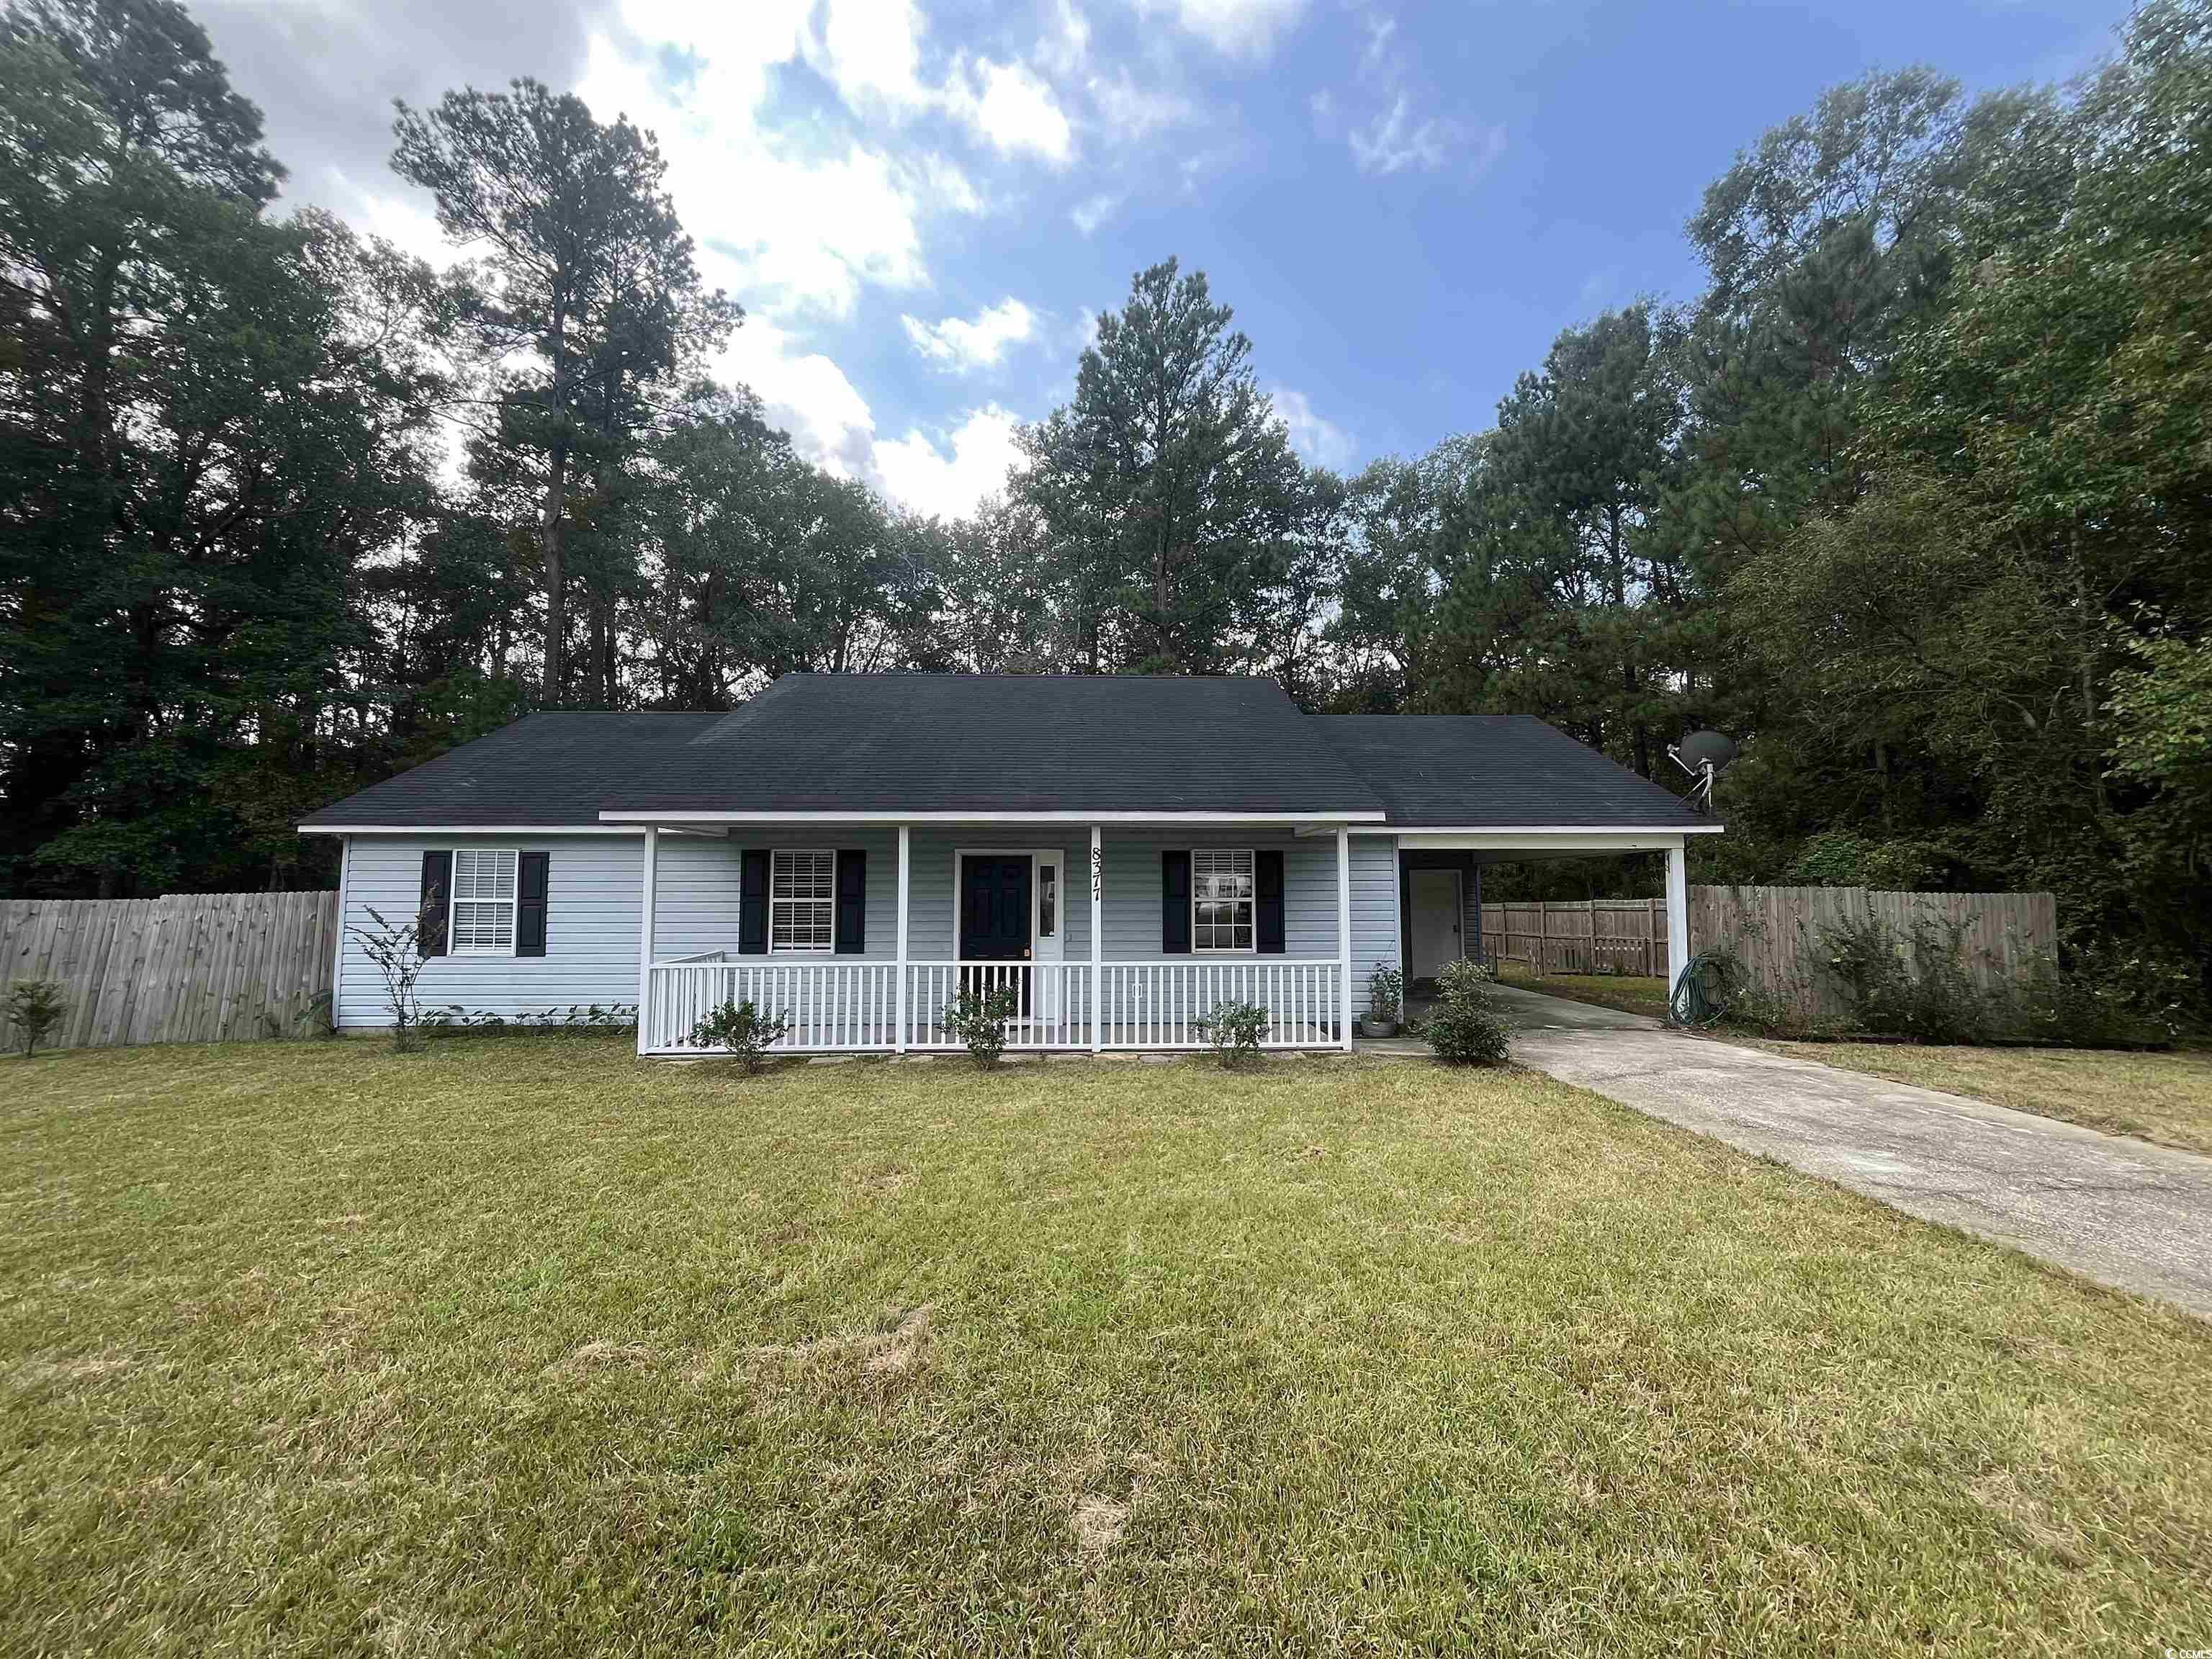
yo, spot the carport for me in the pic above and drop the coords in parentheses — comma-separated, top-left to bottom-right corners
(1314, 715, 1725, 1002)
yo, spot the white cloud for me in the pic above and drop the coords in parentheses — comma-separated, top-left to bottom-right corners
(1359, 9, 1396, 69)
(1087, 68, 1192, 138)
(1348, 94, 1449, 174)
(1039, 0, 1092, 76)
(1346, 96, 1503, 179)
(805, 0, 933, 113)
(334, 172, 454, 269)
(723, 319, 1025, 518)
(921, 153, 986, 216)
(1271, 386, 1355, 469)
(559, 2, 1067, 518)
(948, 57, 1076, 164)
(901, 298, 1040, 372)
(577, 22, 932, 321)
(1070, 192, 1118, 235)
(1138, 0, 1309, 59)
(872, 406, 1029, 519)
(720, 318, 878, 476)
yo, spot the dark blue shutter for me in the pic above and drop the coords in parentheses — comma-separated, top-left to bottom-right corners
(418, 851, 450, 957)
(1255, 850, 1285, 955)
(739, 850, 769, 955)
(835, 849, 866, 955)
(1161, 850, 1191, 954)
(516, 852, 549, 956)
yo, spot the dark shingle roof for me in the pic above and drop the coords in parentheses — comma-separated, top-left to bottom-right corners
(299, 678, 1707, 831)
(1313, 715, 1704, 828)
(299, 712, 726, 828)
(600, 675, 1384, 817)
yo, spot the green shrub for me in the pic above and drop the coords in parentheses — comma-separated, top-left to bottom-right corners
(3, 979, 66, 1057)
(1817, 914, 1994, 1043)
(1812, 917, 2178, 1051)
(424, 1003, 638, 1036)
(943, 982, 1020, 1069)
(2035, 939, 2200, 1044)
(686, 998, 791, 1072)
(1196, 999, 1269, 1067)
(1425, 959, 1510, 1066)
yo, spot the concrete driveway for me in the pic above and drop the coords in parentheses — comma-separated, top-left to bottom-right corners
(1488, 986, 2212, 1320)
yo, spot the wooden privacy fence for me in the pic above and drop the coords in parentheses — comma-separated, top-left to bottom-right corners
(1686, 885, 2058, 1022)
(1481, 899, 1670, 977)
(0, 891, 338, 1052)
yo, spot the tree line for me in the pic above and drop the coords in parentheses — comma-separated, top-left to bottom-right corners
(2, 0, 2206, 1000)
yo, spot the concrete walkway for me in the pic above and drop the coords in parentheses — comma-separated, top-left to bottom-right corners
(1385, 984, 2212, 1319)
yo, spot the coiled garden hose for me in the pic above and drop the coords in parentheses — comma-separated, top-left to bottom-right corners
(1669, 951, 1735, 1028)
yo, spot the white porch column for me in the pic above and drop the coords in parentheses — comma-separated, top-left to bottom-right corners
(1665, 837, 1690, 1013)
(1089, 824, 1102, 1052)
(635, 825, 658, 1055)
(895, 824, 910, 1052)
(1337, 826, 1353, 1051)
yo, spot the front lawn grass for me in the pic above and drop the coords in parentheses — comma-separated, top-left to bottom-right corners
(1759, 1038, 2212, 1156)
(3, 1036, 2208, 1656)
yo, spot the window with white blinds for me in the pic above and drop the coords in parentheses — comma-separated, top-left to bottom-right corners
(449, 849, 518, 955)
(1191, 849, 1255, 953)
(770, 850, 836, 952)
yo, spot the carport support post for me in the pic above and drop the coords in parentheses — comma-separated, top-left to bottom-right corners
(1089, 824, 1102, 1051)
(895, 824, 909, 1052)
(1337, 827, 1353, 1051)
(1665, 838, 1690, 1012)
(635, 826, 657, 1056)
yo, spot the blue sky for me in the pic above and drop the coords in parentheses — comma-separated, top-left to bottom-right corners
(202, 0, 2131, 518)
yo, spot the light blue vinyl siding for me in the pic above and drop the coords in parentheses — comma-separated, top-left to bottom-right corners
(336, 828, 1398, 1032)
(1352, 836, 1401, 994)
(337, 834, 646, 1029)
(722, 832, 902, 958)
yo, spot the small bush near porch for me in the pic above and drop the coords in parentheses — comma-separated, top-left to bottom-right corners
(3, 1039, 2207, 1655)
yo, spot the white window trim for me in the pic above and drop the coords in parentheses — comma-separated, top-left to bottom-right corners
(1190, 848, 1257, 956)
(768, 848, 837, 956)
(446, 848, 519, 957)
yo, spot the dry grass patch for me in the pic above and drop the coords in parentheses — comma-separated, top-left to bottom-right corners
(1, 1034, 2208, 1655)
(1761, 1040, 2212, 1154)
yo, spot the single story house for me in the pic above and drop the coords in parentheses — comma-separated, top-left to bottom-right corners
(299, 674, 1719, 1053)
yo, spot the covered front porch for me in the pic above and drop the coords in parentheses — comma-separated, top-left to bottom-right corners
(629, 819, 1370, 1056)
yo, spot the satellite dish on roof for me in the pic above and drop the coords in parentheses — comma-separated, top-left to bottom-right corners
(1667, 729, 1737, 814)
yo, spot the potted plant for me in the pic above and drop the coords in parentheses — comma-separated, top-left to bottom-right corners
(1362, 960, 1403, 1038)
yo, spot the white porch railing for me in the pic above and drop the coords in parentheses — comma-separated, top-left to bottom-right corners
(1092, 961, 1341, 1049)
(904, 962, 1092, 1051)
(642, 958, 1343, 1055)
(643, 960, 900, 1052)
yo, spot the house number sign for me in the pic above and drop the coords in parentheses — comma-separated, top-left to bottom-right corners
(1089, 843, 1102, 901)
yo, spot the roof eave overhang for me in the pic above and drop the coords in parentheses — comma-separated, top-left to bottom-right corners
(298, 822, 644, 836)
(595, 809, 1388, 825)
(1374, 824, 1723, 850)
